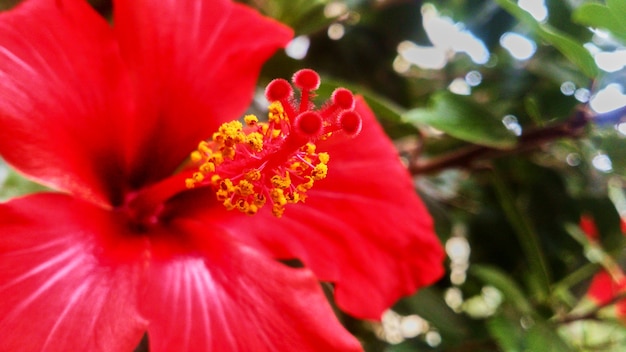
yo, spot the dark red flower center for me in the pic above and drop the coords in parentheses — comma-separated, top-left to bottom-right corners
(116, 69, 361, 231)
(185, 69, 362, 217)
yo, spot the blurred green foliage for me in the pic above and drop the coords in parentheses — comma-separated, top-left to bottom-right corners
(2, 0, 626, 350)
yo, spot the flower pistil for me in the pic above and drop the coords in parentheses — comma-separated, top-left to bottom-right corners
(185, 69, 362, 217)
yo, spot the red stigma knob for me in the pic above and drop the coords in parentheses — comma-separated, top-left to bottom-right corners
(292, 69, 321, 91)
(294, 111, 324, 138)
(331, 88, 355, 110)
(338, 110, 362, 137)
(265, 79, 293, 102)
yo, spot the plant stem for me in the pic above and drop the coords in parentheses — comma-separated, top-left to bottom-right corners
(491, 166, 553, 301)
(557, 291, 626, 324)
(409, 108, 590, 175)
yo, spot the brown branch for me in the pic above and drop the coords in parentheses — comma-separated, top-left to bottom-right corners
(409, 108, 591, 175)
(556, 290, 626, 325)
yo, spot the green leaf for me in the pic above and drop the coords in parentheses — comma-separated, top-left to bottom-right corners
(608, 0, 626, 22)
(361, 93, 418, 139)
(254, 0, 331, 35)
(493, 0, 539, 29)
(491, 166, 552, 300)
(559, 320, 626, 352)
(471, 265, 533, 315)
(494, 0, 598, 78)
(403, 91, 517, 149)
(598, 131, 626, 178)
(487, 308, 574, 352)
(523, 96, 542, 125)
(399, 287, 469, 343)
(527, 321, 574, 352)
(0, 159, 49, 201)
(538, 27, 599, 79)
(487, 314, 524, 352)
(573, 3, 626, 39)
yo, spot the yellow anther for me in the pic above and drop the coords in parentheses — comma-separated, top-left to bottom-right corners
(268, 101, 287, 123)
(193, 172, 205, 182)
(219, 120, 243, 135)
(209, 152, 224, 165)
(216, 188, 230, 202)
(297, 176, 315, 192)
(272, 129, 281, 138)
(185, 178, 196, 189)
(270, 188, 287, 206)
(302, 143, 316, 154)
(271, 173, 291, 189)
(254, 194, 267, 207)
(225, 134, 245, 147)
(221, 146, 236, 159)
(236, 199, 250, 212)
(199, 162, 215, 174)
(191, 150, 203, 163)
(198, 141, 212, 155)
(246, 203, 259, 215)
(220, 179, 235, 192)
(318, 152, 330, 164)
(223, 198, 236, 211)
(244, 114, 259, 126)
(210, 174, 221, 185)
(272, 204, 285, 218)
(246, 132, 264, 152)
(245, 169, 261, 181)
(212, 132, 224, 144)
(286, 192, 300, 203)
(216, 121, 245, 147)
(312, 163, 328, 180)
(236, 180, 255, 197)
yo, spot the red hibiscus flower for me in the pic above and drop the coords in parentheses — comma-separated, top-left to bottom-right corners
(0, 0, 444, 351)
(581, 215, 626, 320)
(587, 271, 626, 319)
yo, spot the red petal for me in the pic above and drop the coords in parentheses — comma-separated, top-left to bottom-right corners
(618, 299, 626, 319)
(0, 0, 134, 206)
(178, 98, 445, 320)
(285, 99, 445, 318)
(580, 215, 599, 240)
(0, 194, 147, 351)
(588, 271, 617, 305)
(141, 220, 362, 352)
(113, 0, 293, 186)
(588, 270, 626, 304)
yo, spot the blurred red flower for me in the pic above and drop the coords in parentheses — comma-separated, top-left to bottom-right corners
(581, 215, 626, 320)
(0, 0, 444, 351)
(587, 271, 626, 319)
